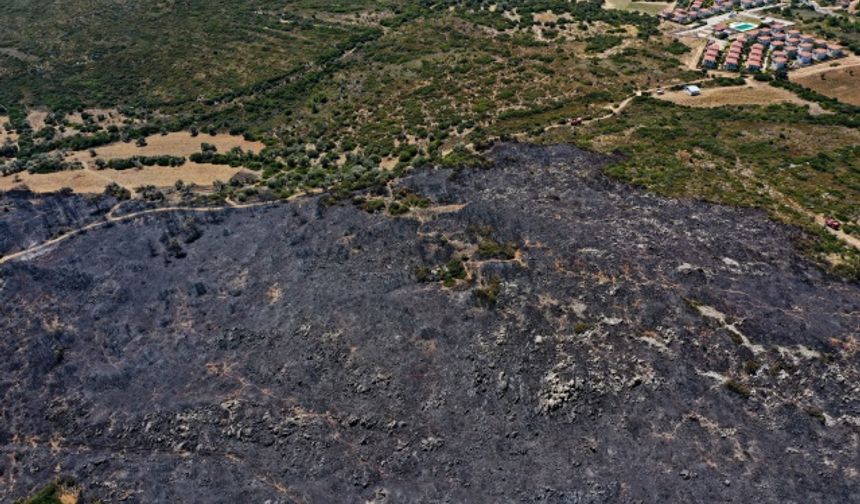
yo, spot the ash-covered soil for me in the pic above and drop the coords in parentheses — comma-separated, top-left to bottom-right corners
(1, 143, 859, 503)
(0, 191, 121, 257)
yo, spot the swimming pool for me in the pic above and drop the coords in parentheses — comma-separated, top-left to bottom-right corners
(730, 22, 759, 31)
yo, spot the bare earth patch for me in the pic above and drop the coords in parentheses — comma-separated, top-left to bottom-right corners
(0, 115, 18, 145)
(534, 10, 566, 23)
(679, 37, 708, 70)
(656, 80, 827, 113)
(790, 58, 860, 106)
(26, 109, 49, 131)
(0, 163, 253, 194)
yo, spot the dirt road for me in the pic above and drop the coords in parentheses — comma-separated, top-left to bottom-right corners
(0, 200, 274, 265)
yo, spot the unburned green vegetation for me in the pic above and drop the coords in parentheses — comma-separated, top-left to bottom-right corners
(1, 0, 858, 280)
(555, 95, 860, 278)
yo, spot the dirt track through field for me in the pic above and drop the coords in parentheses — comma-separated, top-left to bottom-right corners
(656, 80, 827, 112)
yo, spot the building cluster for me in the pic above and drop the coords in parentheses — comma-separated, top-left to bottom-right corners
(700, 24, 845, 73)
(660, 0, 778, 24)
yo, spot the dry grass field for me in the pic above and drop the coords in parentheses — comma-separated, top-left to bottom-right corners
(679, 37, 708, 70)
(604, 0, 675, 15)
(66, 132, 265, 168)
(0, 163, 252, 194)
(0, 115, 17, 145)
(1, 132, 262, 194)
(656, 80, 828, 112)
(790, 57, 860, 106)
(25, 109, 49, 131)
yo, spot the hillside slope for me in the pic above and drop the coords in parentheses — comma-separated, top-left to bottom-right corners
(2, 144, 858, 503)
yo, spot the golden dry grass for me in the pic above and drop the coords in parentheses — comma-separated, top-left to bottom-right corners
(534, 10, 568, 23)
(67, 131, 264, 167)
(604, 0, 675, 15)
(678, 37, 708, 71)
(26, 109, 49, 131)
(0, 163, 253, 194)
(656, 80, 827, 112)
(0, 115, 18, 145)
(790, 58, 860, 106)
(58, 487, 79, 504)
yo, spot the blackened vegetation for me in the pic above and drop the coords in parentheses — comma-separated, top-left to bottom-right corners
(2, 144, 859, 503)
(0, 189, 119, 257)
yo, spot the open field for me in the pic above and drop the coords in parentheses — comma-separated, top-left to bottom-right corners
(0, 163, 251, 194)
(679, 37, 709, 70)
(790, 58, 860, 106)
(604, 0, 676, 15)
(66, 132, 265, 167)
(1, 131, 264, 194)
(656, 80, 828, 112)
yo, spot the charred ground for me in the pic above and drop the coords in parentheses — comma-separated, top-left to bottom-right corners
(1, 144, 859, 503)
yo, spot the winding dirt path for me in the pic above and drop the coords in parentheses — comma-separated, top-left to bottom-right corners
(0, 200, 274, 265)
(760, 180, 860, 252)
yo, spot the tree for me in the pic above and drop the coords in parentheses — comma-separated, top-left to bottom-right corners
(104, 182, 131, 200)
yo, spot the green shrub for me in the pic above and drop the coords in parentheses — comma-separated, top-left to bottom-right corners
(362, 198, 386, 213)
(586, 35, 622, 53)
(477, 238, 518, 260)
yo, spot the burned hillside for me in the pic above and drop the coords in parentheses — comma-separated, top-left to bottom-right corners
(1, 143, 859, 503)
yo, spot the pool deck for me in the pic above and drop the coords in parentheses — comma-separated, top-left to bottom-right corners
(672, 4, 794, 38)
(730, 22, 759, 31)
